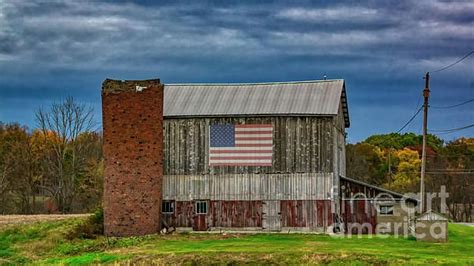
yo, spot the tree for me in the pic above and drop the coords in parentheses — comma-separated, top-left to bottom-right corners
(347, 134, 472, 221)
(387, 148, 421, 193)
(365, 133, 443, 150)
(427, 138, 473, 222)
(0, 122, 12, 213)
(74, 132, 103, 212)
(35, 97, 96, 213)
(0, 123, 40, 214)
(346, 143, 385, 185)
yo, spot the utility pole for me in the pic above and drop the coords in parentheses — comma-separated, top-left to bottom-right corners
(388, 148, 392, 183)
(420, 72, 430, 213)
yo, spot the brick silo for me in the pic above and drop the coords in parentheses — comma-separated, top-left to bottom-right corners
(102, 79, 163, 236)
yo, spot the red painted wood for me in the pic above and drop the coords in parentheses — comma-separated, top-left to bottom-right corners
(164, 200, 336, 230)
(280, 200, 332, 228)
(193, 214, 207, 231)
(342, 200, 377, 234)
(210, 200, 262, 227)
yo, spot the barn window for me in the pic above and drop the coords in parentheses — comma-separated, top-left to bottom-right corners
(162, 201, 174, 214)
(379, 205, 394, 215)
(195, 201, 208, 214)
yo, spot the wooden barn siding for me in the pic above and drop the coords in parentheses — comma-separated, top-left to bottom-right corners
(163, 116, 335, 175)
(332, 100, 346, 215)
(163, 200, 332, 229)
(166, 201, 194, 228)
(162, 173, 333, 201)
(162, 201, 262, 228)
(280, 200, 332, 228)
(336, 100, 346, 178)
(342, 200, 377, 234)
(211, 201, 262, 227)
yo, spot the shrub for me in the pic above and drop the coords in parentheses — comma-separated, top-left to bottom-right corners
(66, 208, 103, 240)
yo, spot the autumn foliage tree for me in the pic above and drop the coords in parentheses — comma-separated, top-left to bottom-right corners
(387, 148, 421, 192)
(0, 123, 40, 214)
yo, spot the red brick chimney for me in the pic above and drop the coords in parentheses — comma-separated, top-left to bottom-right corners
(102, 79, 163, 236)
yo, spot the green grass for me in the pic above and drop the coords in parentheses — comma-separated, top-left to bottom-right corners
(0, 219, 473, 265)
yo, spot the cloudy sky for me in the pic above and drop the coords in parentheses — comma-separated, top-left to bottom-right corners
(0, 0, 473, 142)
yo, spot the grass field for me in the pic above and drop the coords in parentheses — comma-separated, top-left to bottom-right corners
(0, 216, 473, 265)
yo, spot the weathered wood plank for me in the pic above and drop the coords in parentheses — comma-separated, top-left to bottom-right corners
(163, 117, 335, 175)
(162, 173, 333, 201)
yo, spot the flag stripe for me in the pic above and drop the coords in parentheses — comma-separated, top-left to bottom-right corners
(210, 153, 272, 157)
(209, 156, 273, 160)
(235, 143, 273, 147)
(210, 163, 272, 166)
(210, 147, 272, 151)
(210, 150, 272, 154)
(234, 130, 273, 134)
(235, 137, 273, 141)
(235, 124, 273, 128)
(234, 133, 273, 137)
(235, 140, 272, 144)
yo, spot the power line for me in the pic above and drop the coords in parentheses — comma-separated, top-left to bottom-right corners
(397, 170, 474, 174)
(396, 106, 423, 133)
(369, 99, 423, 148)
(425, 154, 474, 158)
(442, 143, 474, 146)
(426, 172, 473, 175)
(407, 95, 423, 131)
(429, 124, 474, 133)
(431, 50, 474, 73)
(428, 168, 474, 173)
(431, 98, 474, 109)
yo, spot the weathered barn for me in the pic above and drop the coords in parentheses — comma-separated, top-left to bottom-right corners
(161, 80, 349, 232)
(102, 78, 417, 236)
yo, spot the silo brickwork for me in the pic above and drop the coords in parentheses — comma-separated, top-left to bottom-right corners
(102, 79, 163, 236)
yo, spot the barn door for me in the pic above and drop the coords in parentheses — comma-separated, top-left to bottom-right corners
(262, 201, 281, 231)
(193, 200, 208, 231)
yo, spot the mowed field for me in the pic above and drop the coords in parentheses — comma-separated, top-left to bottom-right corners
(0, 215, 91, 229)
(0, 215, 473, 265)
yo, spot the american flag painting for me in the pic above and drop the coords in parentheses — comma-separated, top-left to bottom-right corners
(209, 124, 273, 166)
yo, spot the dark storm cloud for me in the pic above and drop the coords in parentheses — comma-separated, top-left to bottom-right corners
(0, 0, 472, 141)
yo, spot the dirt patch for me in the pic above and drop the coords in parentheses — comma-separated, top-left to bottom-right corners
(0, 214, 91, 229)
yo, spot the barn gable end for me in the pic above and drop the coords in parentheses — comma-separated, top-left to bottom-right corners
(161, 80, 349, 232)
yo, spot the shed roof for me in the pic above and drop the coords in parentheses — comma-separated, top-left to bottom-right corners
(340, 176, 418, 204)
(417, 211, 448, 221)
(164, 79, 350, 127)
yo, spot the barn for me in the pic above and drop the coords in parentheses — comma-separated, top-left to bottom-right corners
(102, 78, 416, 236)
(160, 80, 348, 232)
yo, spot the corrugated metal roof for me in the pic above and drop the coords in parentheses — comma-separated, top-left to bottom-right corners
(164, 79, 349, 127)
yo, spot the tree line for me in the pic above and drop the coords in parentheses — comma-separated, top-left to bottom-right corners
(0, 98, 472, 221)
(0, 97, 102, 214)
(346, 133, 473, 222)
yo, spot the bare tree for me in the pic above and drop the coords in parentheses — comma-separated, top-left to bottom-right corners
(35, 96, 96, 213)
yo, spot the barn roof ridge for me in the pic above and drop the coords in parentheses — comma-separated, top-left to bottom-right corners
(165, 79, 343, 86)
